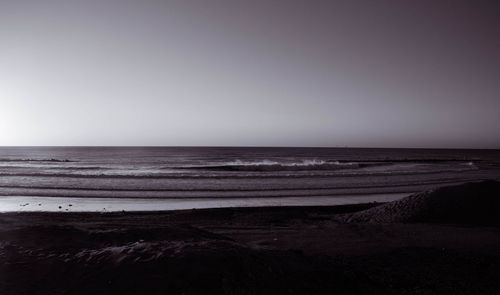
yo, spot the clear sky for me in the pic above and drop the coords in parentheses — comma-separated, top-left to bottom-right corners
(1, 0, 499, 148)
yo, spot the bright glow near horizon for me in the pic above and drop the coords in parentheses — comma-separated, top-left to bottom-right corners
(1, 0, 499, 148)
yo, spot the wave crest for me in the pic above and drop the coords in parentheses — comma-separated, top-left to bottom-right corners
(178, 159, 359, 172)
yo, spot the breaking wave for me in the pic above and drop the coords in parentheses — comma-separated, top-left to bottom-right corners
(175, 159, 363, 172)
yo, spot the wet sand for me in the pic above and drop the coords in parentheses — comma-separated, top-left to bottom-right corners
(0, 192, 409, 212)
(1, 181, 500, 294)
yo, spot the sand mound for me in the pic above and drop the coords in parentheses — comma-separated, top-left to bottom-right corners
(344, 180, 500, 224)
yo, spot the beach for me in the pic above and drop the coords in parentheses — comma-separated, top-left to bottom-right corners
(2, 181, 500, 294)
(1, 147, 500, 294)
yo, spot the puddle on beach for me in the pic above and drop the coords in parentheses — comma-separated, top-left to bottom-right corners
(0, 194, 409, 212)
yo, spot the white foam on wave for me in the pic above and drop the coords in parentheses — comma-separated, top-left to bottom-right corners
(226, 159, 329, 166)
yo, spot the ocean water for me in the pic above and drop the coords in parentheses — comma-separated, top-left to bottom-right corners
(0, 147, 499, 212)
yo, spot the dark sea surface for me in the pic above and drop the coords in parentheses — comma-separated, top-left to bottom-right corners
(0, 147, 499, 211)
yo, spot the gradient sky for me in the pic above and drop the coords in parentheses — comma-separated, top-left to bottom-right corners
(1, 0, 499, 148)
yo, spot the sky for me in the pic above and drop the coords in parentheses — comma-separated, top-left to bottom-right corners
(0, 0, 499, 148)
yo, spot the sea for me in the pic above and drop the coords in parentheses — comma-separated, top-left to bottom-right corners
(1, 147, 499, 212)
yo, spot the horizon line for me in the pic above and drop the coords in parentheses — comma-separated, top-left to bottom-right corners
(0, 145, 499, 150)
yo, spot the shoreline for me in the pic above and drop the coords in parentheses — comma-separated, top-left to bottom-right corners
(0, 202, 382, 218)
(0, 192, 409, 213)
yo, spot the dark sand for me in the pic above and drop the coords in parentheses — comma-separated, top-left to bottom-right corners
(1, 181, 500, 294)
